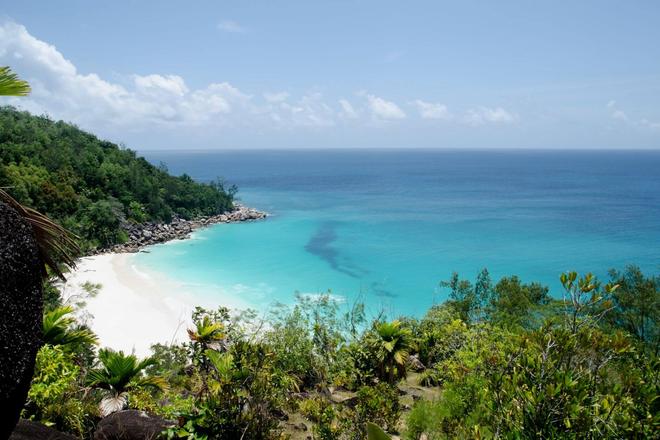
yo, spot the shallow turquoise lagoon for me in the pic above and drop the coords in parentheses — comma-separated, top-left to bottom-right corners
(137, 149, 660, 317)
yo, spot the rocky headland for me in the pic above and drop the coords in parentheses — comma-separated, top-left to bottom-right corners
(92, 203, 267, 255)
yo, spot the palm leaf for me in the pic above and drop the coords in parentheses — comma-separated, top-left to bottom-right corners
(205, 349, 234, 380)
(187, 315, 224, 344)
(0, 188, 80, 280)
(88, 349, 166, 394)
(99, 393, 128, 417)
(43, 305, 98, 347)
(0, 66, 30, 96)
(130, 375, 169, 393)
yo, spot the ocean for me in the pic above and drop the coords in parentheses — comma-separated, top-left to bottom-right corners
(137, 149, 660, 317)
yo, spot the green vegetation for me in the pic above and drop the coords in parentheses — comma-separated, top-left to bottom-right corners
(42, 306, 98, 350)
(21, 265, 658, 439)
(87, 349, 167, 417)
(0, 106, 236, 250)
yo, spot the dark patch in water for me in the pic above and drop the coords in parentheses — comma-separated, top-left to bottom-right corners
(371, 281, 398, 298)
(305, 223, 366, 278)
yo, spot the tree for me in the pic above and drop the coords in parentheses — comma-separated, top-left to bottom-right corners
(488, 276, 549, 328)
(367, 321, 413, 384)
(560, 271, 618, 334)
(441, 268, 491, 323)
(607, 265, 659, 351)
(187, 315, 226, 354)
(79, 199, 125, 247)
(86, 349, 166, 417)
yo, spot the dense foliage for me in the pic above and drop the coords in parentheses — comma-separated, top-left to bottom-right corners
(0, 106, 236, 249)
(23, 265, 658, 439)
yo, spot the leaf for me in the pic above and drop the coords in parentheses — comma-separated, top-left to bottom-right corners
(366, 422, 391, 440)
(0, 66, 31, 96)
(99, 393, 128, 417)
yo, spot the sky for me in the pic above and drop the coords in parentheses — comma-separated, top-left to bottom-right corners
(1, 0, 659, 150)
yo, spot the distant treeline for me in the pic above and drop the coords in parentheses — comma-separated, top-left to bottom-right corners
(0, 106, 236, 249)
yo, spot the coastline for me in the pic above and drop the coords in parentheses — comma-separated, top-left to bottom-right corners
(63, 204, 267, 357)
(91, 203, 267, 255)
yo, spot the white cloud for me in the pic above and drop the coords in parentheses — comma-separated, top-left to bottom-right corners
(217, 20, 246, 33)
(413, 99, 451, 120)
(270, 92, 336, 128)
(640, 119, 660, 130)
(338, 99, 358, 119)
(611, 109, 628, 122)
(0, 21, 338, 131)
(0, 20, 541, 145)
(263, 91, 289, 103)
(464, 106, 517, 125)
(134, 74, 189, 97)
(365, 94, 406, 120)
(608, 101, 659, 130)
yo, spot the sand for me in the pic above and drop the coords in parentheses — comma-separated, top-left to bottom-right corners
(60, 252, 251, 357)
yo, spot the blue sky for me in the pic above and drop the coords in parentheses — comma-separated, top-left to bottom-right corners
(1, 0, 659, 149)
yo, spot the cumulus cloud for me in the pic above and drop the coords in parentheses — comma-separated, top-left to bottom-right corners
(640, 119, 660, 130)
(0, 20, 530, 144)
(263, 91, 289, 103)
(134, 74, 189, 97)
(365, 94, 406, 120)
(338, 99, 359, 119)
(413, 99, 451, 120)
(217, 20, 246, 33)
(0, 21, 340, 132)
(269, 92, 336, 128)
(607, 101, 659, 130)
(463, 106, 517, 125)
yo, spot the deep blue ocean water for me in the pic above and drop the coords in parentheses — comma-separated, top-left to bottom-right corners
(138, 149, 660, 317)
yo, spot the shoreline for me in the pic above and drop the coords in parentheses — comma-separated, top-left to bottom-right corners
(63, 204, 267, 356)
(91, 203, 267, 255)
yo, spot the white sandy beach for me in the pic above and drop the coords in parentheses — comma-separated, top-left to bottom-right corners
(60, 252, 252, 357)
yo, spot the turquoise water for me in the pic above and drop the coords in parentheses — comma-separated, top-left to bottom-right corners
(138, 149, 660, 317)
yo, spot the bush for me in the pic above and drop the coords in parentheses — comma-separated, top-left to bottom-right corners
(347, 383, 401, 437)
(299, 396, 343, 440)
(22, 345, 95, 437)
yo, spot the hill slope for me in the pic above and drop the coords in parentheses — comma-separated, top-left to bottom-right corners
(0, 106, 236, 248)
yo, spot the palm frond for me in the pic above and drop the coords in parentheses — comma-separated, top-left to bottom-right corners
(187, 315, 225, 344)
(0, 188, 80, 279)
(0, 66, 31, 96)
(43, 305, 99, 347)
(88, 349, 166, 394)
(130, 375, 169, 393)
(99, 393, 128, 417)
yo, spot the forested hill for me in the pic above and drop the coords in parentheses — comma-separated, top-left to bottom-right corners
(0, 106, 236, 249)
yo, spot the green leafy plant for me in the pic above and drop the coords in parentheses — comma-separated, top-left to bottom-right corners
(22, 345, 92, 437)
(42, 305, 98, 350)
(87, 349, 167, 416)
(344, 383, 401, 438)
(366, 320, 413, 384)
(367, 422, 392, 440)
(0, 66, 30, 96)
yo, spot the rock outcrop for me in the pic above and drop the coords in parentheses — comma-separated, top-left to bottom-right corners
(0, 201, 43, 439)
(93, 204, 267, 254)
(93, 410, 174, 440)
(9, 420, 78, 440)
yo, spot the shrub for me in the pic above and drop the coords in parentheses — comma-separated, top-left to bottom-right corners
(348, 383, 401, 436)
(299, 396, 343, 440)
(22, 345, 94, 437)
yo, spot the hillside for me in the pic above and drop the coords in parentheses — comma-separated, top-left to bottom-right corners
(0, 106, 236, 249)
